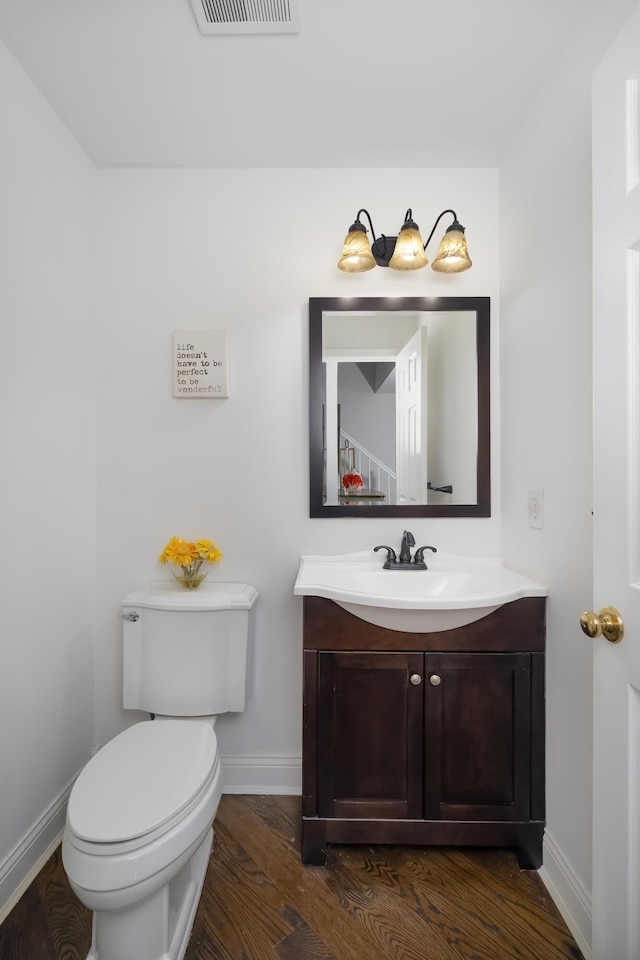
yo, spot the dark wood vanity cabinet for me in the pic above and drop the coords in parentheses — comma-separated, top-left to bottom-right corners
(302, 596, 546, 869)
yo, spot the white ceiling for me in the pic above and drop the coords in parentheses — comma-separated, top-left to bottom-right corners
(0, 0, 603, 169)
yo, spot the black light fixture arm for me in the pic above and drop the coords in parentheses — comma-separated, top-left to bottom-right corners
(353, 208, 378, 241)
(422, 208, 459, 251)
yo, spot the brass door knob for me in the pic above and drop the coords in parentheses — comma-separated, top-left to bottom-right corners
(579, 606, 624, 643)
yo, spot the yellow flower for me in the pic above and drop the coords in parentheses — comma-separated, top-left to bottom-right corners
(158, 536, 199, 568)
(195, 539, 223, 564)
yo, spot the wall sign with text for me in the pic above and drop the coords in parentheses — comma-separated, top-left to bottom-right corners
(173, 330, 229, 398)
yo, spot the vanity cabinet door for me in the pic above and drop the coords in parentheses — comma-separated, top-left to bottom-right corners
(423, 653, 531, 821)
(316, 651, 424, 820)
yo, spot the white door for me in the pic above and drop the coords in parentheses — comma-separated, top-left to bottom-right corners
(395, 329, 427, 503)
(592, 6, 640, 957)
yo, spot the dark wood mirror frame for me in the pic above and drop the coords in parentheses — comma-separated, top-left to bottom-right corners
(309, 296, 491, 518)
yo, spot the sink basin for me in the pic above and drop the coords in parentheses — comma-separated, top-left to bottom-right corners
(294, 551, 548, 632)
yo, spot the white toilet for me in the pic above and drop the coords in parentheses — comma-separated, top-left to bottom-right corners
(62, 580, 258, 960)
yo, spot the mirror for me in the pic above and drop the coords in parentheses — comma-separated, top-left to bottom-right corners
(309, 296, 490, 517)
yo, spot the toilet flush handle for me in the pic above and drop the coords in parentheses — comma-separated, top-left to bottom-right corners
(122, 610, 139, 622)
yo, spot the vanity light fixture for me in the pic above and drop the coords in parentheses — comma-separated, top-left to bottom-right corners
(337, 208, 472, 274)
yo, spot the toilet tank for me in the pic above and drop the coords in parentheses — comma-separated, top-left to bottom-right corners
(121, 581, 258, 716)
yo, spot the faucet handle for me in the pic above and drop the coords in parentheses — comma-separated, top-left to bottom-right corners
(374, 545, 397, 564)
(414, 545, 437, 566)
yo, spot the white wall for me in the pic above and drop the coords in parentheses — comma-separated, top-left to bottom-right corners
(93, 168, 500, 786)
(499, 2, 638, 953)
(0, 38, 96, 916)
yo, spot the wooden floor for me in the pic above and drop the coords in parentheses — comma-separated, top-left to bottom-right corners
(0, 795, 584, 960)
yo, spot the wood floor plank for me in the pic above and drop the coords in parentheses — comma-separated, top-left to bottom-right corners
(335, 846, 540, 960)
(189, 820, 298, 959)
(324, 846, 463, 960)
(34, 853, 93, 960)
(217, 796, 399, 960)
(274, 907, 338, 960)
(395, 847, 582, 960)
(335, 845, 522, 960)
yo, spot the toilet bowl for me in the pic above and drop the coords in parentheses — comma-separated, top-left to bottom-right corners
(63, 720, 222, 960)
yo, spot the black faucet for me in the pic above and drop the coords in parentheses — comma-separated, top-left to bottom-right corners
(399, 529, 415, 562)
(374, 531, 437, 570)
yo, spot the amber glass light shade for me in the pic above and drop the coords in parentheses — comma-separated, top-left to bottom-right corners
(431, 227, 472, 273)
(388, 225, 428, 271)
(338, 227, 376, 272)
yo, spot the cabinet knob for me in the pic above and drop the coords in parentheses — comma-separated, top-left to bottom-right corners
(429, 674, 442, 686)
(410, 673, 422, 686)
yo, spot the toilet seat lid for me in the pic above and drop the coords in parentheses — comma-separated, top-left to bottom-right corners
(67, 721, 217, 843)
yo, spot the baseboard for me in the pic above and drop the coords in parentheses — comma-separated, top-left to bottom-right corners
(538, 830, 592, 960)
(0, 776, 76, 925)
(221, 755, 302, 795)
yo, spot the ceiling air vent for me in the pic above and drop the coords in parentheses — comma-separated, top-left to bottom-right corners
(189, 0, 300, 35)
